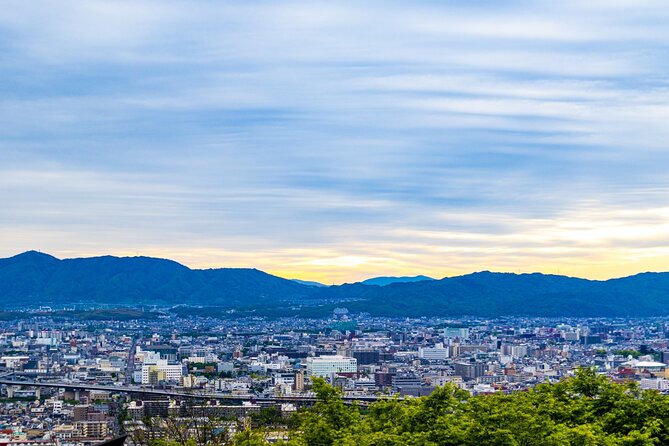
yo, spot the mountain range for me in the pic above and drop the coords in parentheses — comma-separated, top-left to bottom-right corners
(0, 251, 310, 308)
(2, 251, 669, 317)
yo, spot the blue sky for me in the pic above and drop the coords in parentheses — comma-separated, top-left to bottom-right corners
(1, 0, 668, 283)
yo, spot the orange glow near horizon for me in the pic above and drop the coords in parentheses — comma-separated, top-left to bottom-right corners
(32, 246, 669, 285)
(7, 206, 669, 284)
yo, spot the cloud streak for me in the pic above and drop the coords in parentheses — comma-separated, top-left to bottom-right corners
(1, 0, 668, 283)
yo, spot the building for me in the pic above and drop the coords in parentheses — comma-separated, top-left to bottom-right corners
(189, 402, 261, 419)
(502, 344, 529, 358)
(444, 327, 470, 339)
(640, 378, 669, 391)
(391, 374, 421, 390)
(141, 360, 184, 384)
(453, 361, 486, 381)
(391, 374, 434, 396)
(127, 401, 145, 420)
(306, 355, 357, 377)
(142, 400, 170, 418)
(75, 420, 109, 439)
(419, 343, 449, 361)
(352, 350, 380, 365)
(53, 424, 77, 440)
(375, 371, 395, 388)
(143, 345, 178, 362)
(294, 370, 305, 392)
(622, 359, 666, 374)
(72, 405, 91, 422)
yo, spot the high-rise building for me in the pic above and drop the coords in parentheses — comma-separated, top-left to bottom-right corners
(294, 370, 305, 392)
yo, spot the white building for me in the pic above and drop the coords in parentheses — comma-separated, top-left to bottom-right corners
(502, 344, 529, 358)
(52, 400, 63, 415)
(306, 355, 357, 377)
(419, 343, 449, 361)
(444, 327, 470, 339)
(640, 378, 669, 391)
(562, 329, 580, 341)
(140, 358, 184, 384)
(1, 356, 29, 368)
(623, 359, 667, 373)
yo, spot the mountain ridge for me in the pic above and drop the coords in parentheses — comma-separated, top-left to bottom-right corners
(0, 251, 310, 308)
(1, 251, 669, 317)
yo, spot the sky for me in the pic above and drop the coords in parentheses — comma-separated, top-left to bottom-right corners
(1, 0, 668, 284)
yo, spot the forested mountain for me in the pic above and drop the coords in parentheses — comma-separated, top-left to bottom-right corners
(309, 271, 669, 317)
(2, 251, 669, 317)
(0, 251, 311, 307)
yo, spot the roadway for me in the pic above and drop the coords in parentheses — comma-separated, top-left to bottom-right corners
(125, 337, 139, 385)
(0, 376, 385, 404)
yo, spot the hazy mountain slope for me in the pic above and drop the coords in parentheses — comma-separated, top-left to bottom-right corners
(291, 279, 327, 287)
(360, 275, 435, 286)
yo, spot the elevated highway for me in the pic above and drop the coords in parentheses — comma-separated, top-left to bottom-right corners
(0, 376, 386, 405)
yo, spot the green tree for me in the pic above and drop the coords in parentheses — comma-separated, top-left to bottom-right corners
(232, 369, 669, 445)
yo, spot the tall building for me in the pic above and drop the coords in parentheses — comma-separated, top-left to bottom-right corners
(661, 351, 669, 365)
(294, 370, 305, 392)
(306, 355, 357, 377)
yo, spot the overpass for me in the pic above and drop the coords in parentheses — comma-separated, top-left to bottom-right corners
(0, 377, 387, 405)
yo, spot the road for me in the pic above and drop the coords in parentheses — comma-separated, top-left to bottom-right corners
(125, 337, 139, 385)
(0, 377, 385, 404)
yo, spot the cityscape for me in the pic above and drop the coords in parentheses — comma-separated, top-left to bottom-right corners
(1, 309, 669, 444)
(2, 0, 669, 444)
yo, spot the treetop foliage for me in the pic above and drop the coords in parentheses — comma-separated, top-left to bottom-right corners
(234, 368, 669, 446)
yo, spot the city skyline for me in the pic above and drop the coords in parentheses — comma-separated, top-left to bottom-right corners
(2, 1, 668, 284)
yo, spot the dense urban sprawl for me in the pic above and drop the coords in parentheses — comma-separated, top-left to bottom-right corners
(0, 310, 668, 444)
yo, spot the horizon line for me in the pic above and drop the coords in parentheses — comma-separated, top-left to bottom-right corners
(3, 250, 666, 286)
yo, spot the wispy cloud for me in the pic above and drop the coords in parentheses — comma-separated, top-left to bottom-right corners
(1, 0, 668, 282)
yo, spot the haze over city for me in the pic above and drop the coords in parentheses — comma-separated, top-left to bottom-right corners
(2, 0, 668, 284)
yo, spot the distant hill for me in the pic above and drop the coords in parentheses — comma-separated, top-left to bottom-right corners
(2, 252, 669, 317)
(0, 251, 312, 308)
(361, 275, 435, 286)
(291, 279, 327, 287)
(313, 271, 669, 317)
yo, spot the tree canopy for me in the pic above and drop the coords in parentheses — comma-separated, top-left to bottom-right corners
(234, 368, 669, 446)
